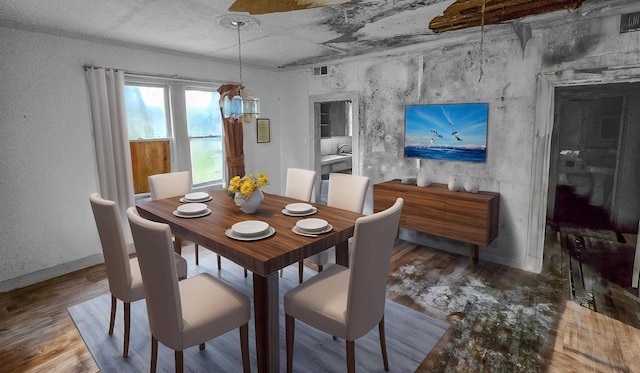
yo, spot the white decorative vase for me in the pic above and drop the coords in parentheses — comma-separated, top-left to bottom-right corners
(448, 176, 461, 192)
(234, 190, 264, 214)
(417, 169, 430, 187)
(464, 178, 480, 193)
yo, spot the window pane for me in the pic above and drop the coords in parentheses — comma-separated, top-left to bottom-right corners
(124, 85, 169, 139)
(185, 90, 222, 137)
(190, 138, 223, 185)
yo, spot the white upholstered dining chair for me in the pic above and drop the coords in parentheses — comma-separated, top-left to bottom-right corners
(284, 197, 403, 373)
(284, 168, 317, 280)
(148, 171, 221, 268)
(127, 207, 251, 373)
(285, 168, 317, 202)
(89, 192, 187, 358)
(299, 173, 369, 283)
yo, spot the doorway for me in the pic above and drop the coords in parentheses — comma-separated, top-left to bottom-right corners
(309, 92, 359, 203)
(547, 82, 640, 324)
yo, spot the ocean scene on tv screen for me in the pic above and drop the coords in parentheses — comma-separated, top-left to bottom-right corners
(404, 103, 488, 162)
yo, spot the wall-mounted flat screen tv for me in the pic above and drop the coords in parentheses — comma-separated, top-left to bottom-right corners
(404, 103, 488, 162)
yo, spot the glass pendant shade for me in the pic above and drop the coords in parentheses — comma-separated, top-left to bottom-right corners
(230, 94, 243, 119)
(222, 95, 232, 118)
(241, 89, 260, 122)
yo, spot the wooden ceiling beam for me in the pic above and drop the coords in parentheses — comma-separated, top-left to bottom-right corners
(228, 0, 349, 15)
(429, 0, 585, 33)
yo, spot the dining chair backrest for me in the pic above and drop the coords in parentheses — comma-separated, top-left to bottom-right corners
(126, 207, 183, 347)
(346, 197, 403, 340)
(148, 171, 191, 200)
(285, 168, 316, 202)
(327, 173, 370, 213)
(89, 192, 133, 301)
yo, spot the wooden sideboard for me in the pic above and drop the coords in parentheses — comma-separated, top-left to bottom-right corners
(374, 180, 500, 271)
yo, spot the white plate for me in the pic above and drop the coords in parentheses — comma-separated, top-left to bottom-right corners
(232, 220, 270, 237)
(181, 196, 212, 203)
(225, 227, 275, 241)
(285, 203, 314, 214)
(296, 218, 329, 233)
(176, 202, 208, 215)
(292, 224, 332, 236)
(172, 209, 211, 218)
(281, 207, 317, 217)
(184, 192, 210, 202)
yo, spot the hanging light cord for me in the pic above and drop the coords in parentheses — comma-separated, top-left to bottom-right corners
(478, 0, 485, 82)
(236, 21, 243, 90)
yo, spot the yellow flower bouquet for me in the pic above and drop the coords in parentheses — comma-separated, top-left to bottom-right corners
(228, 173, 269, 199)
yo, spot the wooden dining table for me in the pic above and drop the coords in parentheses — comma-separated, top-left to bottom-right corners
(135, 189, 363, 373)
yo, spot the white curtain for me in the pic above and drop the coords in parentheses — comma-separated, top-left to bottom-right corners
(86, 67, 135, 243)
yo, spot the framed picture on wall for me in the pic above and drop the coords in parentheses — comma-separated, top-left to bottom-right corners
(257, 118, 270, 143)
(404, 103, 488, 162)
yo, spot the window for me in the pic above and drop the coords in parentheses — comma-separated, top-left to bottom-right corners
(185, 89, 224, 185)
(123, 78, 224, 194)
(125, 84, 170, 140)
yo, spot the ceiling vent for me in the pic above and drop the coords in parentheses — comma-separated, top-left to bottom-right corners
(620, 12, 640, 33)
(313, 66, 328, 76)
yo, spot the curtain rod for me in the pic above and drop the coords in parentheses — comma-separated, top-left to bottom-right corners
(83, 65, 232, 85)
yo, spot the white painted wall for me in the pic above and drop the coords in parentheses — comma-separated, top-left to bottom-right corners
(0, 26, 281, 291)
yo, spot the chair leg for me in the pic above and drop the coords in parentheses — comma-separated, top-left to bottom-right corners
(175, 350, 183, 373)
(318, 265, 323, 272)
(240, 323, 250, 373)
(123, 302, 131, 358)
(298, 261, 304, 284)
(280, 269, 284, 277)
(173, 237, 182, 255)
(217, 254, 222, 270)
(195, 243, 199, 265)
(346, 340, 356, 373)
(199, 343, 205, 350)
(151, 336, 158, 373)
(286, 314, 295, 373)
(108, 295, 116, 335)
(244, 268, 248, 277)
(378, 317, 389, 371)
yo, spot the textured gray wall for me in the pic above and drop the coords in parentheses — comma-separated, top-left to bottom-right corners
(280, 10, 640, 272)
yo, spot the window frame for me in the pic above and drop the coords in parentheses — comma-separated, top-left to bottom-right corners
(124, 75, 226, 195)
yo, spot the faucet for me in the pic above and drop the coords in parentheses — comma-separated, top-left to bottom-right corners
(337, 143, 349, 154)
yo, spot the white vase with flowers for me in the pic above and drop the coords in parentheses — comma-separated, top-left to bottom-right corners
(228, 173, 269, 214)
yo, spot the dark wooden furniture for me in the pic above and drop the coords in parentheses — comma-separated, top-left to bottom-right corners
(136, 190, 362, 373)
(129, 140, 170, 194)
(373, 180, 499, 271)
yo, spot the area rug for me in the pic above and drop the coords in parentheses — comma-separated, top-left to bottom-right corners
(386, 239, 564, 372)
(68, 265, 448, 372)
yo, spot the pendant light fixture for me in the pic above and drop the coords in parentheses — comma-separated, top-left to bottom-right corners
(218, 15, 261, 122)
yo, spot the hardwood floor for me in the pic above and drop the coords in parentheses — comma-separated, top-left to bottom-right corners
(1, 234, 639, 372)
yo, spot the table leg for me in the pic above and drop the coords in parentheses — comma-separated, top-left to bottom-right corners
(252, 272, 279, 373)
(173, 237, 182, 255)
(335, 240, 349, 267)
(468, 243, 479, 272)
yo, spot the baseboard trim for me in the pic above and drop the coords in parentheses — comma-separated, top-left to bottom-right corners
(0, 253, 104, 293)
(398, 228, 526, 271)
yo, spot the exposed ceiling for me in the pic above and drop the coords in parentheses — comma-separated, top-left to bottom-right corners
(0, 0, 624, 69)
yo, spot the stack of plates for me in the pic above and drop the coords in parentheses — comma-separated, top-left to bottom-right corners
(181, 192, 212, 203)
(226, 220, 275, 241)
(173, 202, 211, 218)
(282, 203, 317, 217)
(294, 218, 332, 235)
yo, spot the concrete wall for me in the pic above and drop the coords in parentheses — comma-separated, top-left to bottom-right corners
(278, 11, 640, 272)
(0, 26, 281, 291)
